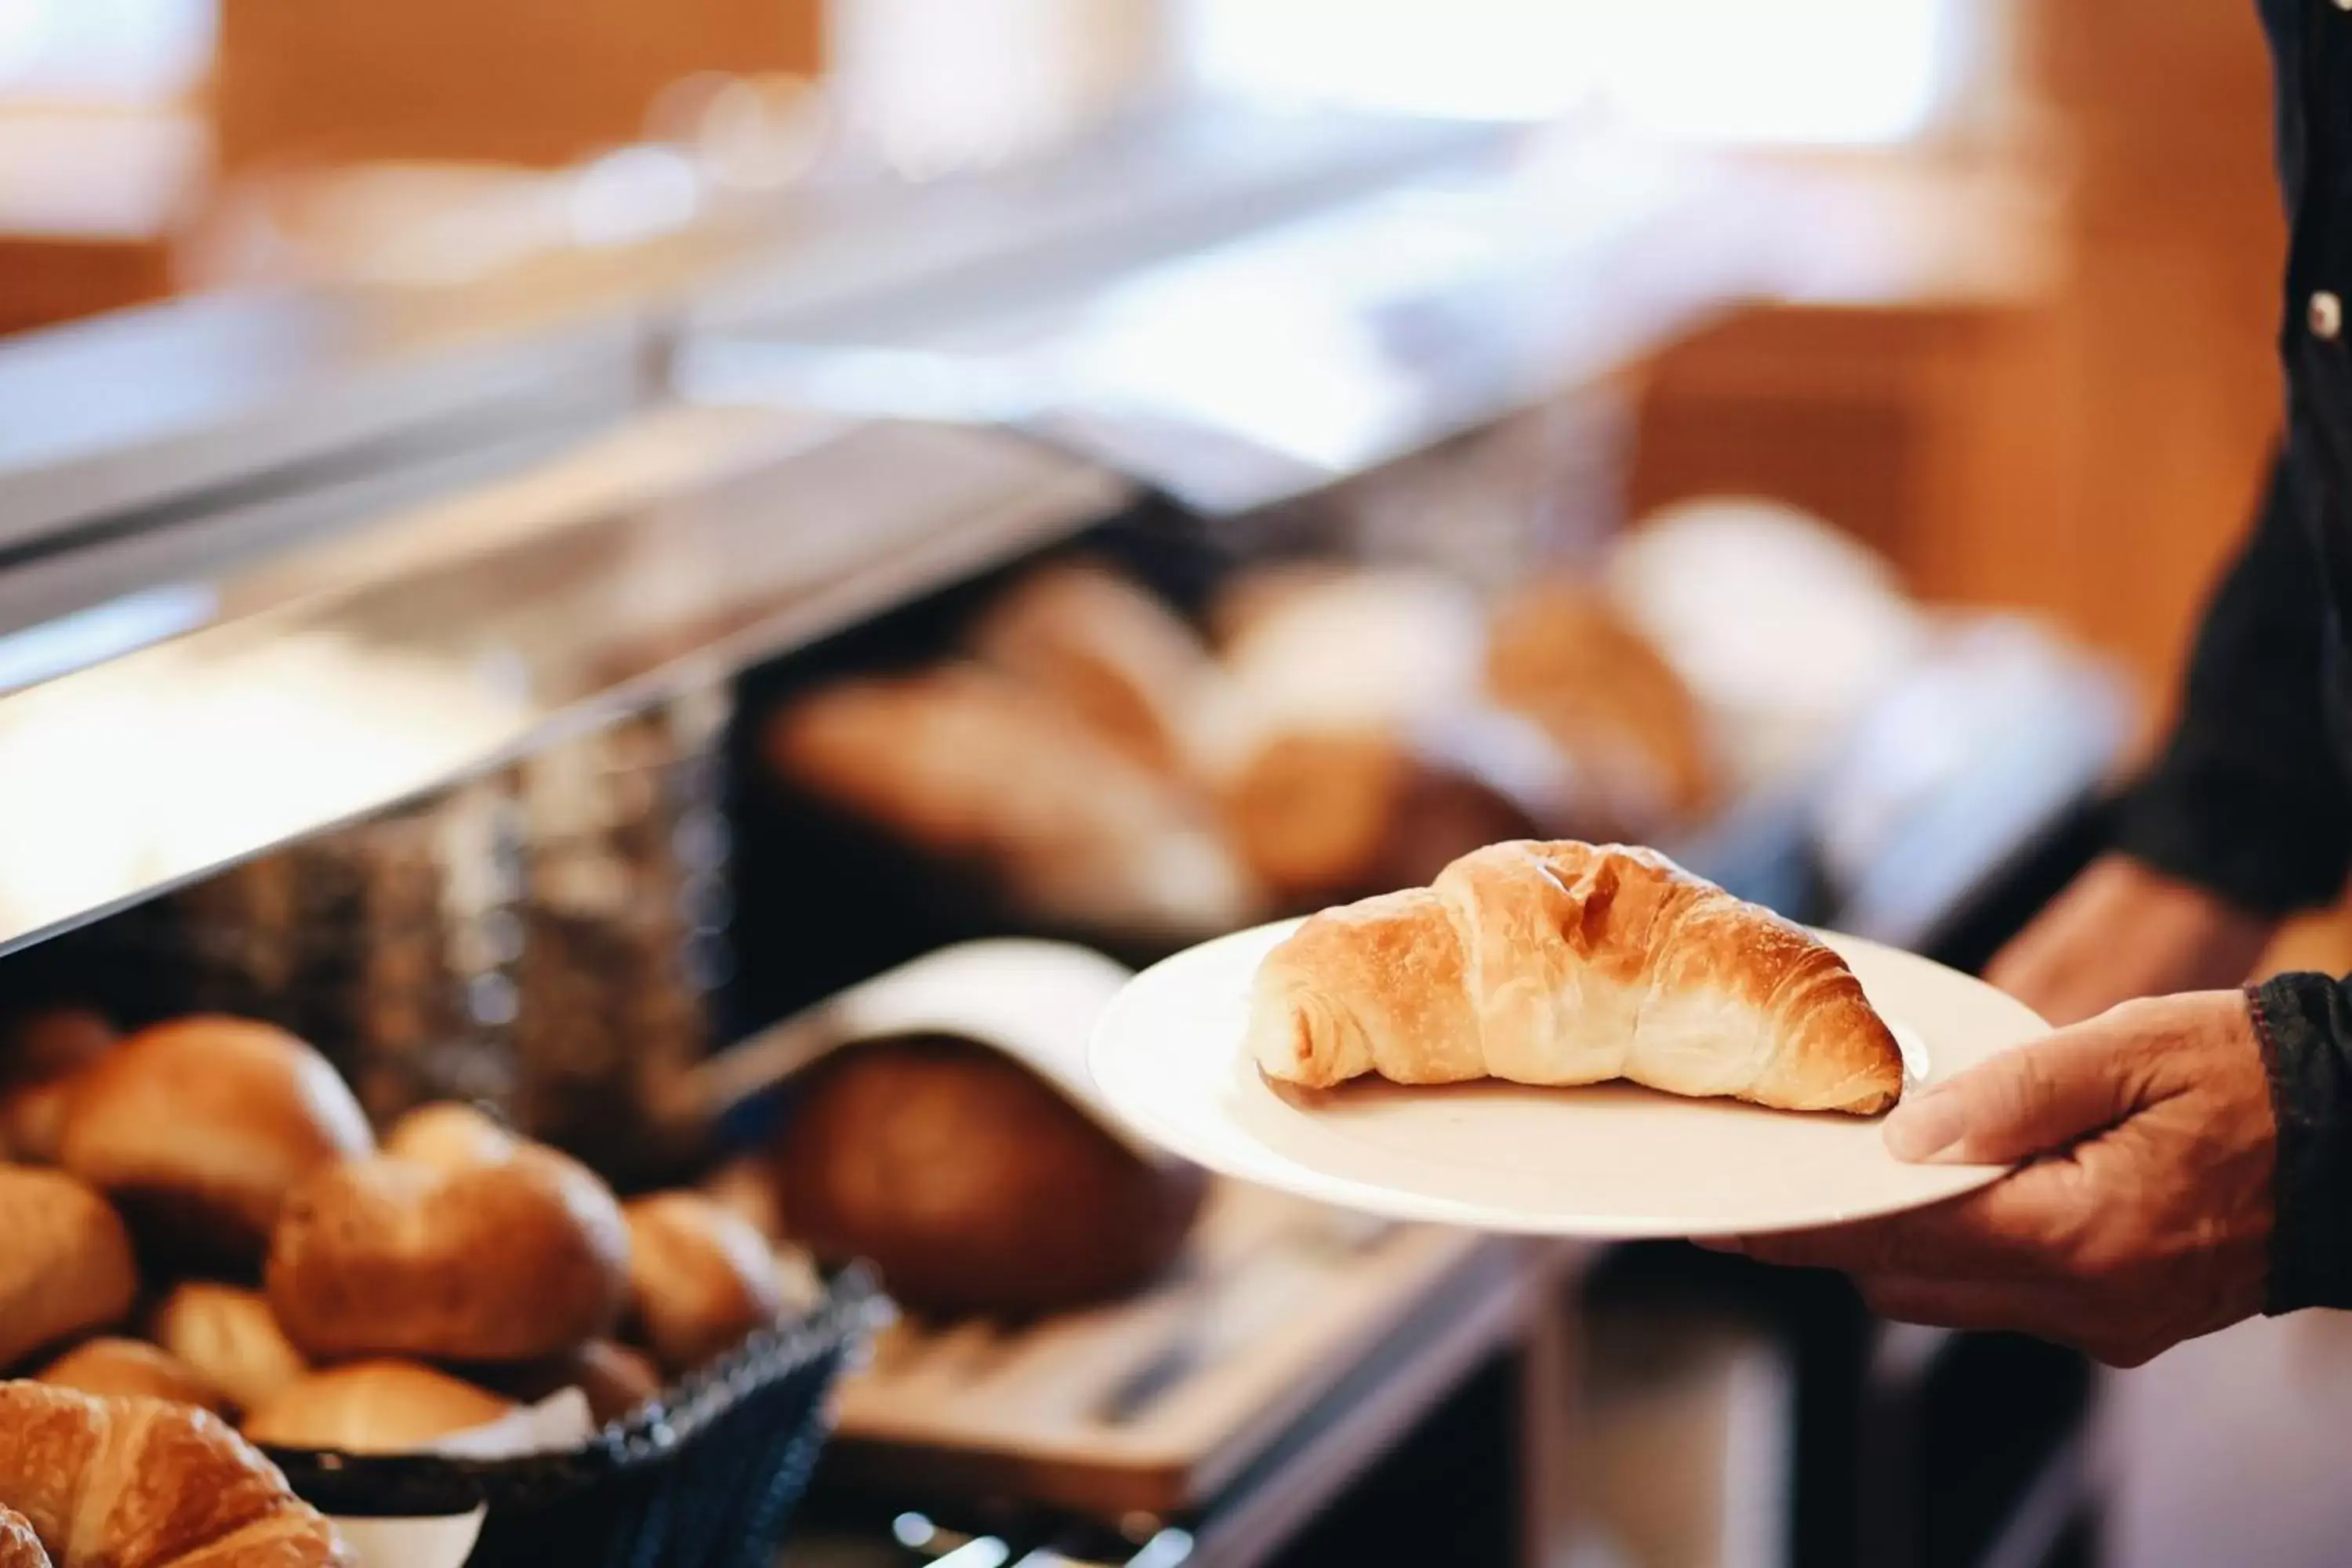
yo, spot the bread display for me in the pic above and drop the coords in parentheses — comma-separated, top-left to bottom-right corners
(0, 1167, 138, 1373)
(240, 1361, 515, 1455)
(967, 560, 1219, 776)
(1249, 840, 1904, 1116)
(622, 1194, 790, 1375)
(0, 1381, 344, 1565)
(56, 1018, 374, 1267)
(0, 1011, 115, 1167)
(148, 1287, 309, 1419)
(767, 665, 1257, 937)
(34, 1340, 227, 1416)
(779, 1035, 1204, 1317)
(482, 1340, 659, 1427)
(266, 1143, 630, 1364)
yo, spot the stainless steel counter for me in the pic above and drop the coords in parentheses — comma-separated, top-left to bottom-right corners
(0, 406, 1126, 955)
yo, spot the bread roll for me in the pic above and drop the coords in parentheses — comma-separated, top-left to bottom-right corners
(56, 1018, 374, 1267)
(699, 1155, 786, 1243)
(622, 1194, 787, 1374)
(0, 1166, 137, 1373)
(242, 1362, 514, 1455)
(780, 1036, 1204, 1317)
(1486, 579, 1717, 832)
(768, 666, 1257, 937)
(379, 1102, 516, 1171)
(1249, 840, 1904, 1114)
(0, 1009, 114, 1166)
(483, 1340, 659, 1426)
(967, 561, 1216, 775)
(149, 1286, 308, 1418)
(34, 1339, 227, 1416)
(0, 1508, 44, 1568)
(0, 1380, 343, 1565)
(267, 1145, 630, 1364)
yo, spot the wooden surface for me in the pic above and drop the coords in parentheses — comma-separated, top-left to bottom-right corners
(826, 1180, 1494, 1520)
(213, 0, 825, 171)
(1632, 0, 2285, 718)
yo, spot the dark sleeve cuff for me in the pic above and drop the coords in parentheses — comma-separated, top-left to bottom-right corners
(2252, 972, 2352, 1312)
(2117, 771, 2351, 916)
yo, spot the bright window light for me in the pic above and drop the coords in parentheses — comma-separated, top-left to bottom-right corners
(1183, 0, 1952, 146)
(0, 0, 214, 103)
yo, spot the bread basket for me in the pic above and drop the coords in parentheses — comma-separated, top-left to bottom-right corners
(260, 1265, 885, 1568)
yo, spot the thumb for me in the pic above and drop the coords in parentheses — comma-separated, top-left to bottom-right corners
(1882, 1025, 2144, 1165)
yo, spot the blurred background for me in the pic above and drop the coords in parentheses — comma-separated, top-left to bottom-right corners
(0, 1, 2341, 1566)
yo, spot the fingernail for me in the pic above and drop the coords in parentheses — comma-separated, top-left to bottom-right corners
(1884, 1085, 1966, 1163)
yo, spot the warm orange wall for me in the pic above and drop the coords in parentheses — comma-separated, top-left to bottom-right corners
(212, 0, 826, 171)
(1632, 0, 2285, 707)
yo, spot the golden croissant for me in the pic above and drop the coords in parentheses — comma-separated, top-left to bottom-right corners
(0, 1381, 344, 1567)
(1247, 840, 1904, 1115)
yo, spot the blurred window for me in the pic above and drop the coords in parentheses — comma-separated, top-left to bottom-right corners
(1182, 0, 1972, 145)
(0, 0, 214, 104)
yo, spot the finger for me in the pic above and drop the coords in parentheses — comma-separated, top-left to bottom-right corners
(1738, 1160, 2093, 1279)
(1884, 1020, 2155, 1165)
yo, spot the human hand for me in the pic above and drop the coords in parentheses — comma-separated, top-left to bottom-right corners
(1719, 990, 2275, 1367)
(1985, 854, 2276, 1026)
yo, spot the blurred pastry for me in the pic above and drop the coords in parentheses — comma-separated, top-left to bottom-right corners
(768, 665, 1258, 938)
(1604, 497, 1928, 791)
(0, 1008, 114, 1166)
(699, 1154, 787, 1243)
(267, 1143, 630, 1365)
(1201, 567, 1487, 776)
(149, 1283, 310, 1417)
(243, 1360, 516, 1454)
(779, 1035, 1204, 1318)
(967, 560, 1219, 776)
(379, 1102, 517, 1171)
(622, 1193, 789, 1374)
(56, 1017, 375, 1269)
(34, 1338, 227, 1415)
(1486, 577, 1717, 832)
(482, 1339, 659, 1426)
(0, 1166, 137, 1373)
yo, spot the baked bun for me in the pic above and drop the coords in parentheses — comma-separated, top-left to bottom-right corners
(483, 1340, 659, 1426)
(0, 1166, 137, 1372)
(379, 1102, 516, 1171)
(967, 561, 1217, 775)
(149, 1284, 309, 1417)
(698, 1156, 786, 1243)
(0, 1508, 43, 1568)
(34, 1338, 227, 1416)
(267, 1145, 630, 1364)
(56, 1018, 374, 1268)
(779, 1036, 1204, 1317)
(622, 1193, 788, 1374)
(0, 1009, 114, 1166)
(242, 1362, 514, 1455)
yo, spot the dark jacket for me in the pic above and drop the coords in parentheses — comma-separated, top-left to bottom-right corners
(2118, 0, 2352, 1309)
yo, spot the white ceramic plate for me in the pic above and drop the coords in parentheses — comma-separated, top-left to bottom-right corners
(1088, 919, 2046, 1238)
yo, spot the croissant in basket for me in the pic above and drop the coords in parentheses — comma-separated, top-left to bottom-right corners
(1247, 840, 1904, 1116)
(0, 1381, 345, 1566)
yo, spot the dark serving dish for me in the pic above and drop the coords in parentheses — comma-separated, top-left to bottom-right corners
(263, 1266, 887, 1568)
